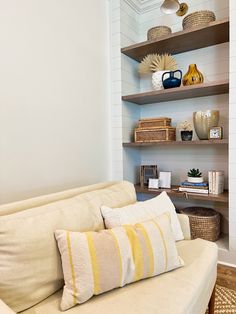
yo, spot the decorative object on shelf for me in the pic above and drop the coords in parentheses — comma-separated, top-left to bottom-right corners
(160, 0, 180, 14)
(187, 168, 203, 183)
(208, 170, 224, 195)
(183, 64, 204, 86)
(152, 71, 169, 90)
(193, 110, 220, 140)
(182, 10, 216, 30)
(151, 54, 178, 90)
(148, 178, 159, 189)
(208, 126, 223, 140)
(179, 120, 193, 141)
(176, 3, 188, 16)
(140, 165, 158, 187)
(159, 171, 172, 188)
(134, 117, 176, 143)
(162, 70, 182, 89)
(138, 117, 172, 128)
(150, 54, 177, 73)
(135, 117, 176, 143)
(135, 127, 176, 143)
(147, 26, 172, 41)
(179, 180, 208, 194)
(179, 207, 220, 242)
(139, 53, 177, 91)
(138, 54, 157, 74)
(160, 0, 188, 16)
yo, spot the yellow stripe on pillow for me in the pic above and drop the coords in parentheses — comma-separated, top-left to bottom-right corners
(66, 231, 77, 305)
(108, 229, 123, 287)
(124, 226, 144, 282)
(135, 223, 154, 277)
(86, 232, 100, 295)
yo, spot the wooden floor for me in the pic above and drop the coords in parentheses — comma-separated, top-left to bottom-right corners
(217, 264, 236, 290)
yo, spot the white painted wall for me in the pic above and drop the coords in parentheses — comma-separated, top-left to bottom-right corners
(0, 0, 111, 204)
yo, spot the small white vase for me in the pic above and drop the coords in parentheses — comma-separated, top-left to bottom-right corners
(152, 71, 167, 90)
(187, 177, 204, 183)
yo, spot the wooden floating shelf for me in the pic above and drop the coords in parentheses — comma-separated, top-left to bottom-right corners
(121, 18, 229, 62)
(135, 185, 228, 203)
(122, 80, 229, 105)
(123, 139, 228, 147)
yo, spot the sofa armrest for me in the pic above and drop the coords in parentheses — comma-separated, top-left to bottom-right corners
(0, 299, 16, 314)
(177, 213, 191, 240)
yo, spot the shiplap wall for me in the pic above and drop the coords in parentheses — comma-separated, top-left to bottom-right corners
(138, 1, 230, 249)
(111, 0, 141, 182)
(111, 0, 123, 181)
(111, 0, 236, 261)
(139, 0, 229, 188)
(229, 0, 236, 253)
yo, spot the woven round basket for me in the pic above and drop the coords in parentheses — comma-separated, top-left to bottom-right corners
(183, 10, 216, 30)
(180, 206, 220, 242)
(147, 26, 172, 41)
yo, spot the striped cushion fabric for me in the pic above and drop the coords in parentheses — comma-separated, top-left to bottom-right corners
(55, 213, 184, 311)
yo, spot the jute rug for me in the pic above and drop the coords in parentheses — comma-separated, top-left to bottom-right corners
(206, 285, 236, 313)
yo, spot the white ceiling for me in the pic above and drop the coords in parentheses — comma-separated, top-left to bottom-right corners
(139, 0, 160, 3)
(125, 0, 162, 13)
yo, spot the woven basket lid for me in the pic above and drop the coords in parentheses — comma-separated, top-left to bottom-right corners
(182, 10, 216, 30)
(180, 206, 219, 217)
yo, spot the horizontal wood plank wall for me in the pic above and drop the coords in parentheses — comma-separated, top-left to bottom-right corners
(229, 0, 236, 253)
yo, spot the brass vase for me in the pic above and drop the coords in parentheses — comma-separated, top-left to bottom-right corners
(183, 64, 204, 86)
(193, 110, 220, 140)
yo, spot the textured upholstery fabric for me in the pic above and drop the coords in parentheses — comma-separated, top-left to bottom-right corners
(0, 181, 134, 217)
(55, 213, 183, 311)
(0, 181, 136, 313)
(0, 300, 16, 314)
(21, 239, 217, 314)
(101, 192, 184, 241)
(177, 213, 191, 240)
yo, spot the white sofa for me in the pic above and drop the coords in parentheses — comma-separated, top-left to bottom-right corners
(0, 181, 217, 314)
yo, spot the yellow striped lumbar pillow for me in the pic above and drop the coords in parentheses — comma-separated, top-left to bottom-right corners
(55, 213, 184, 311)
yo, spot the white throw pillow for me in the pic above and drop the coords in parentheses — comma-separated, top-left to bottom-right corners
(101, 192, 184, 241)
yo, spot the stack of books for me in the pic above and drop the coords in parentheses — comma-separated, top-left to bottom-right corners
(179, 181, 209, 194)
(208, 170, 224, 194)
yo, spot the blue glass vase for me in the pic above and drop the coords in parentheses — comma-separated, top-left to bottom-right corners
(162, 70, 182, 89)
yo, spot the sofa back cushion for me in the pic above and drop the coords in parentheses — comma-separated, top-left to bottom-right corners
(0, 181, 136, 312)
(0, 181, 118, 216)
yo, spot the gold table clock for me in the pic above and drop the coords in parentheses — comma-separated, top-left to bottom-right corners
(208, 127, 223, 140)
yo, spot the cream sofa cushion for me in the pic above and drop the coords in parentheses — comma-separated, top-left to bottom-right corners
(0, 181, 116, 216)
(101, 192, 184, 241)
(55, 213, 184, 311)
(21, 238, 217, 314)
(0, 181, 136, 313)
(0, 300, 16, 314)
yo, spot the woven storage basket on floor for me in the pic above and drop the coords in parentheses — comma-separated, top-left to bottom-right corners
(180, 207, 220, 242)
(147, 26, 172, 41)
(183, 10, 216, 30)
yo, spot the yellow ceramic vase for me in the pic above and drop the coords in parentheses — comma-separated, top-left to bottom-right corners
(183, 64, 204, 86)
